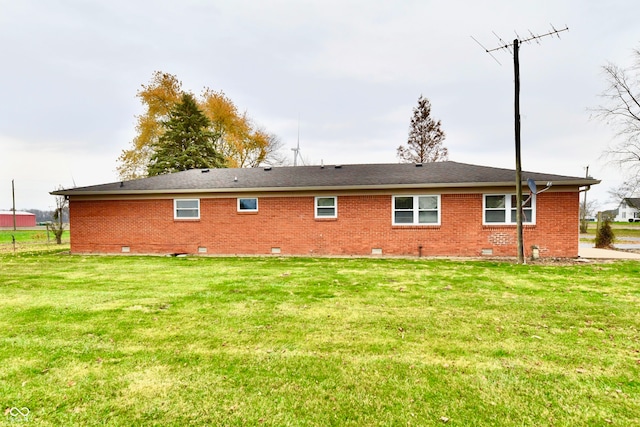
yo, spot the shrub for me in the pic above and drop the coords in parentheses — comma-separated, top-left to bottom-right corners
(32, 232, 46, 241)
(595, 219, 615, 248)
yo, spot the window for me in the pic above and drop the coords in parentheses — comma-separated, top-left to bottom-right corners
(315, 196, 337, 218)
(392, 195, 440, 225)
(238, 197, 258, 212)
(483, 194, 535, 225)
(174, 199, 200, 219)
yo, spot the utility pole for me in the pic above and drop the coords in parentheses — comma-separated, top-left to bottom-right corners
(473, 25, 568, 264)
(513, 39, 523, 264)
(11, 179, 16, 231)
(580, 165, 590, 233)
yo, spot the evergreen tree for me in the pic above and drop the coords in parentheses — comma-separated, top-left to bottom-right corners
(118, 71, 283, 179)
(148, 93, 226, 176)
(595, 218, 615, 248)
(397, 95, 448, 163)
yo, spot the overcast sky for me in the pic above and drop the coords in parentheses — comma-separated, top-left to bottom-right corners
(1, 0, 639, 210)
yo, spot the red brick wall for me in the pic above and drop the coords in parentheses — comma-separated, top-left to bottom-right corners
(69, 191, 579, 258)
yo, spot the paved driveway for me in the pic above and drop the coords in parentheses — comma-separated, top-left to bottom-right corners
(579, 247, 640, 260)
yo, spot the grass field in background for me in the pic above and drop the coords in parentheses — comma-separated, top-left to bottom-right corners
(1, 251, 639, 425)
(0, 230, 69, 253)
(580, 222, 640, 243)
(584, 221, 640, 237)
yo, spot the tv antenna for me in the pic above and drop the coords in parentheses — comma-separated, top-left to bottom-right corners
(292, 117, 305, 166)
(472, 25, 568, 264)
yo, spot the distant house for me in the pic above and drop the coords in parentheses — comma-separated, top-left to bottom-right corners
(601, 208, 618, 221)
(614, 198, 640, 222)
(52, 161, 599, 258)
(0, 211, 36, 227)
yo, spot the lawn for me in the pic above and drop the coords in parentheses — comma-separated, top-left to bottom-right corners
(1, 251, 639, 426)
(0, 230, 70, 253)
(584, 221, 640, 237)
(581, 222, 640, 244)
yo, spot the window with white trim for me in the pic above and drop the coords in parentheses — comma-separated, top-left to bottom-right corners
(174, 199, 200, 219)
(315, 196, 337, 218)
(483, 194, 535, 225)
(392, 195, 440, 225)
(237, 197, 258, 212)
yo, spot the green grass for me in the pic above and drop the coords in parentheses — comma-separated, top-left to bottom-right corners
(1, 252, 639, 426)
(581, 222, 640, 243)
(584, 222, 640, 237)
(0, 230, 69, 253)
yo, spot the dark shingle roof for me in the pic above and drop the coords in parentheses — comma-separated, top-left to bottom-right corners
(624, 198, 640, 209)
(53, 161, 600, 196)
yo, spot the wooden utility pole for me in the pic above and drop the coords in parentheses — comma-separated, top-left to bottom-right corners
(12, 179, 16, 231)
(513, 39, 524, 263)
(473, 26, 568, 264)
(580, 165, 590, 233)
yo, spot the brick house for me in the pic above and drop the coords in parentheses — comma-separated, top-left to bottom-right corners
(52, 161, 599, 258)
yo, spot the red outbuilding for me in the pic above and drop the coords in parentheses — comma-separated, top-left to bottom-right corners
(0, 211, 37, 227)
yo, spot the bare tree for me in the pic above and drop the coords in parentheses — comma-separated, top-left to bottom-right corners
(260, 132, 289, 167)
(592, 48, 640, 192)
(579, 199, 599, 233)
(608, 180, 640, 203)
(397, 95, 448, 163)
(47, 187, 69, 244)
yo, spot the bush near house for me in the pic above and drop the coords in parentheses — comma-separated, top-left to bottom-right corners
(595, 219, 615, 248)
(582, 222, 640, 238)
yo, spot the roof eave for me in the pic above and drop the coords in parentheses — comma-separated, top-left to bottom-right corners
(51, 179, 600, 197)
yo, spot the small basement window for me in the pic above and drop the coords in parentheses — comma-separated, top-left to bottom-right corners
(315, 196, 337, 218)
(174, 199, 200, 219)
(237, 197, 258, 212)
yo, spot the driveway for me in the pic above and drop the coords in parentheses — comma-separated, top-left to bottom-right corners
(578, 246, 640, 260)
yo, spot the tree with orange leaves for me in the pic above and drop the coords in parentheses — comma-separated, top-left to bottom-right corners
(117, 71, 284, 179)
